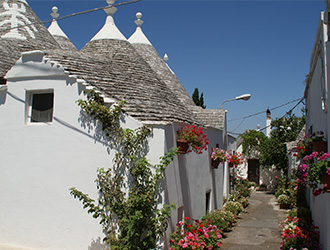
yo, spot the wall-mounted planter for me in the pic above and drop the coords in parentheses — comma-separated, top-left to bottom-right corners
(177, 140, 189, 154)
(312, 141, 327, 153)
(211, 159, 220, 169)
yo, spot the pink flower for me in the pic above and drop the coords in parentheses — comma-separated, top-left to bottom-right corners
(327, 168, 330, 176)
(299, 164, 308, 172)
(182, 242, 188, 248)
(204, 233, 209, 238)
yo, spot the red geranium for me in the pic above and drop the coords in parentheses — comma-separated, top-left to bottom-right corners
(177, 124, 209, 154)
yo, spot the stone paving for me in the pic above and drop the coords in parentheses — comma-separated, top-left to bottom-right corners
(220, 191, 287, 250)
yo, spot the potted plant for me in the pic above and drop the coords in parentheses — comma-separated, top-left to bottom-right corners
(176, 124, 209, 154)
(296, 135, 313, 159)
(278, 194, 290, 209)
(210, 148, 226, 168)
(302, 152, 330, 195)
(226, 151, 244, 167)
(311, 131, 327, 153)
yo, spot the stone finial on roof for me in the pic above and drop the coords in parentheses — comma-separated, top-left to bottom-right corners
(163, 53, 169, 62)
(135, 12, 143, 27)
(48, 6, 68, 38)
(90, 0, 126, 41)
(128, 12, 152, 45)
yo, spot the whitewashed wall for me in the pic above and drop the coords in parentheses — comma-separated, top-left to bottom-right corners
(305, 11, 330, 250)
(1, 52, 225, 250)
(0, 52, 167, 250)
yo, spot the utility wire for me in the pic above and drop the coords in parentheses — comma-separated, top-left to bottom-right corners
(1, 0, 141, 32)
(228, 97, 302, 122)
(228, 97, 304, 135)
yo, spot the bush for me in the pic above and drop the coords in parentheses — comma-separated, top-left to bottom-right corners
(239, 197, 249, 208)
(223, 201, 244, 216)
(169, 217, 222, 249)
(202, 209, 237, 232)
(280, 216, 321, 250)
(278, 194, 290, 205)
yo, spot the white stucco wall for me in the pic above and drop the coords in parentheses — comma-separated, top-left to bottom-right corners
(0, 53, 167, 250)
(306, 12, 330, 250)
(1, 52, 226, 250)
(307, 189, 330, 250)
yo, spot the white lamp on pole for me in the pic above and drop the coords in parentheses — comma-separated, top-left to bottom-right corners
(219, 94, 251, 109)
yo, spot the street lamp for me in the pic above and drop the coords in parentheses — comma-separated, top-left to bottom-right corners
(219, 94, 251, 109)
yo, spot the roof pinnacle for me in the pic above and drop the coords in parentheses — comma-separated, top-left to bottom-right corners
(48, 6, 69, 39)
(50, 6, 59, 20)
(135, 12, 144, 27)
(104, 0, 117, 16)
(163, 53, 169, 62)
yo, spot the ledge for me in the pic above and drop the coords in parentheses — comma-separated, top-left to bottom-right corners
(0, 85, 8, 92)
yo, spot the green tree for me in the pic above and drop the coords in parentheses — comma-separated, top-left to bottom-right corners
(239, 130, 267, 159)
(192, 88, 206, 109)
(259, 112, 305, 174)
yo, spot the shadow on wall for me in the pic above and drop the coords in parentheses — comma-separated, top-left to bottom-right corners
(260, 166, 281, 193)
(0, 91, 6, 105)
(88, 237, 107, 250)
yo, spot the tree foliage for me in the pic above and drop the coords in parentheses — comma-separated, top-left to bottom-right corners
(259, 112, 305, 172)
(70, 90, 177, 249)
(239, 130, 267, 159)
(192, 88, 206, 109)
(239, 112, 305, 174)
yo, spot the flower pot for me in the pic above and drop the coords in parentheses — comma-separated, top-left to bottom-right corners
(279, 204, 290, 209)
(322, 173, 330, 193)
(177, 140, 189, 154)
(211, 158, 220, 169)
(312, 141, 327, 153)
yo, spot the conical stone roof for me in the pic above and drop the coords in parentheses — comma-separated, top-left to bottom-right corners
(0, 0, 60, 77)
(47, 6, 77, 51)
(128, 13, 226, 129)
(78, 2, 200, 124)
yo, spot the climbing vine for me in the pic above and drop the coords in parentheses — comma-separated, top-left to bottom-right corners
(70, 91, 177, 249)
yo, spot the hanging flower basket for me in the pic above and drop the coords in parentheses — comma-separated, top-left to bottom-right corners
(211, 158, 220, 169)
(322, 173, 330, 193)
(312, 141, 327, 153)
(177, 140, 189, 154)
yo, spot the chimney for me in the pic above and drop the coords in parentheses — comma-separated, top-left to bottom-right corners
(266, 108, 271, 137)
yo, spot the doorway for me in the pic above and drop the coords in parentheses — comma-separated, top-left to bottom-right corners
(248, 159, 260, 184)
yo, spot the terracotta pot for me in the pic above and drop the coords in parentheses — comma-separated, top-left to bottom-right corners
(177, 140, 189, 154)
(211, 158, 220, 169)
(312, 141, 327, 153)
(322, 173, 330, 193)
(279, 204, 290, 209)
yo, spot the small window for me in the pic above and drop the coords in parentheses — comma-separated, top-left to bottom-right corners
(31, 93, 54, 122)
(25, 90, 54, 124)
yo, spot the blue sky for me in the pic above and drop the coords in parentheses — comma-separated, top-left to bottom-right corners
(28, 0, 325, 135)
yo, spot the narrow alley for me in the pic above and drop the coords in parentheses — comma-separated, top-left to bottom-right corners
(221, 191, 287, 250)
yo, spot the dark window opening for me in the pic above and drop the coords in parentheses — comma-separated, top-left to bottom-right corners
(205, 191, 211, 215)
(0, 77, 6, 85)
(31, 93, 54, 123)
